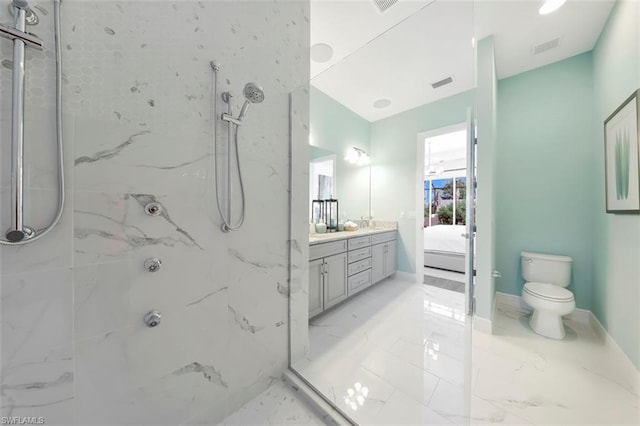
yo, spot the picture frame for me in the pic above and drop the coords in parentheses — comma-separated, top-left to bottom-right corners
(604, 89, 640, 214)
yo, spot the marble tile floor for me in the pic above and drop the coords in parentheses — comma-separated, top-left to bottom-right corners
(290, 275, 640, 425)
(217, 379, 331, 426)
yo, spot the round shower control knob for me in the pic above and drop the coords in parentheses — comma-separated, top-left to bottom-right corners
(144, 310, 162, 328)
(144, 257, 162, 272)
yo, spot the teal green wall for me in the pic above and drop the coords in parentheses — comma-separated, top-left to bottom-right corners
(370, 91, 474, 273)
(310, 86, 371, 220)
(495, 52, 596, 310)
(592, 0, 640, 368)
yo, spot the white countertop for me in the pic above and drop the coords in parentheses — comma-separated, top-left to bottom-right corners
(309, 226, 396, 245)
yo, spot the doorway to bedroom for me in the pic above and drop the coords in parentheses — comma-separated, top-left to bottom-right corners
(419, 123, 474, 301)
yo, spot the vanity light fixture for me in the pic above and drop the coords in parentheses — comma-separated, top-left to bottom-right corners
(345, 147, 370, 166)
(539, 0, 566, 15)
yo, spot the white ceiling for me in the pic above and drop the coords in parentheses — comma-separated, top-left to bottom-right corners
(425, 129, 467, 177)
(310, 0, 615, 122)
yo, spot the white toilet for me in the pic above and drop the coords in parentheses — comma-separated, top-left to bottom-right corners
(521, 251, 575, 340)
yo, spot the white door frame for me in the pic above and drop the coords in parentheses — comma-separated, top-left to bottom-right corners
(415, 122, 468, 284)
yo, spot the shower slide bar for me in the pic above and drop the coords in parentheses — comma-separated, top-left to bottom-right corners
(0, 0, 65, 245)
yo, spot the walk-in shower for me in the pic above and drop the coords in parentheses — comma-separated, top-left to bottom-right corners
(0, 0, 64, 244)
(211, 61, 264, 232)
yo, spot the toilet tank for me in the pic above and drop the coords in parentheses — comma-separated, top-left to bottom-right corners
(521, 251, 572, 287)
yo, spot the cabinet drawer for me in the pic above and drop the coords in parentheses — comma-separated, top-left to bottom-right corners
(348, 236, 371, 250)
(309, 240, 347, 261)
(348, 257, 371, 276)
(371, 231, 396, 245)
(348, 269, 371, 296)
(348, 246, 371, 263)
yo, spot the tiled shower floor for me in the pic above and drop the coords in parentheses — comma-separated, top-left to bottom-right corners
(217, 379, 328, 425)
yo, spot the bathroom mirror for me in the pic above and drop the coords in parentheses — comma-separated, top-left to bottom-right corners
(309, 91, 371, 223)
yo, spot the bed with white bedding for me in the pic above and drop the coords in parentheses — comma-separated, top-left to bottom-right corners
(423, 225, 466, 272)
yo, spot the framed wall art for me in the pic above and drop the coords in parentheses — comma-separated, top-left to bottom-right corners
(604, 89, 640, 214)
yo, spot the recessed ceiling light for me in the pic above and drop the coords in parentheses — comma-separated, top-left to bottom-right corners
(373, 99, 391, 109)
(539, 0, 567, 15)
(311, 43, 334, 63)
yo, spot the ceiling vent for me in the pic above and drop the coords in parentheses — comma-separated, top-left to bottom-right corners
(373, 0, 399, 13)
(532, 37, 561, 55)
(431, 76, 454, 89)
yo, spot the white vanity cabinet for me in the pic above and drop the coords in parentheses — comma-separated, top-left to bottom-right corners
(309, 240, 348, 317)
(323, 252, 348, 309)
(347, 236, 372, 296)
(309, 230, 397, 319)
(308, 259, 324, 317)
(371, 231, 397, 283)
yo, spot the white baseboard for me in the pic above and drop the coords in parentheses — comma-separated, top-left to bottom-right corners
(587, 314, 640, 386)
(494, 291, 591, 326)
(473, 315, 493, 334)
(283, 370, 350, 425)
(495, 292, 529, 311)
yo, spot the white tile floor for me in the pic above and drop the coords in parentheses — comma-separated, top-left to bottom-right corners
(218, 379, 330, 426)
(224, 275, 639, 425)
(287, 275, 640, 425)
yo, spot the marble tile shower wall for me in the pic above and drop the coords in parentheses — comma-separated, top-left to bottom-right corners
(0, 1, 309, 425)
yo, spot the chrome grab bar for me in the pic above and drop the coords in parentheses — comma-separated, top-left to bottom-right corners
(0, 1, 65, 245)
(9, 7, 28, 242)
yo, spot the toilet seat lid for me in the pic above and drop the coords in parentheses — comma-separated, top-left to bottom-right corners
(524, 282, 574, 302)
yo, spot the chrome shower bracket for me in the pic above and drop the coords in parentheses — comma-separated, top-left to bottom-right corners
(222, 113, 243, 126)
(221, 91, 244, 125)
(0, 24, 43, 49)
(7, 4, 39, 25)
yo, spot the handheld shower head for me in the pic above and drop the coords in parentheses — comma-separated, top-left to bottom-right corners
(237, 82, 264, 122)
(243, 82, 264, 104)
(11, 0, 30, 9)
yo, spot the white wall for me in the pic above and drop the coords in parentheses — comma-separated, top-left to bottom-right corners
(0, 1, 309, 423)
(474, 36, 498, 328)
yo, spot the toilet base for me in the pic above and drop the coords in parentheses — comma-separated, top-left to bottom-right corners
(529, 310, 566, 340)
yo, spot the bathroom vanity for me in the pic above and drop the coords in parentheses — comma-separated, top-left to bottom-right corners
(308, 227, 397, 318)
